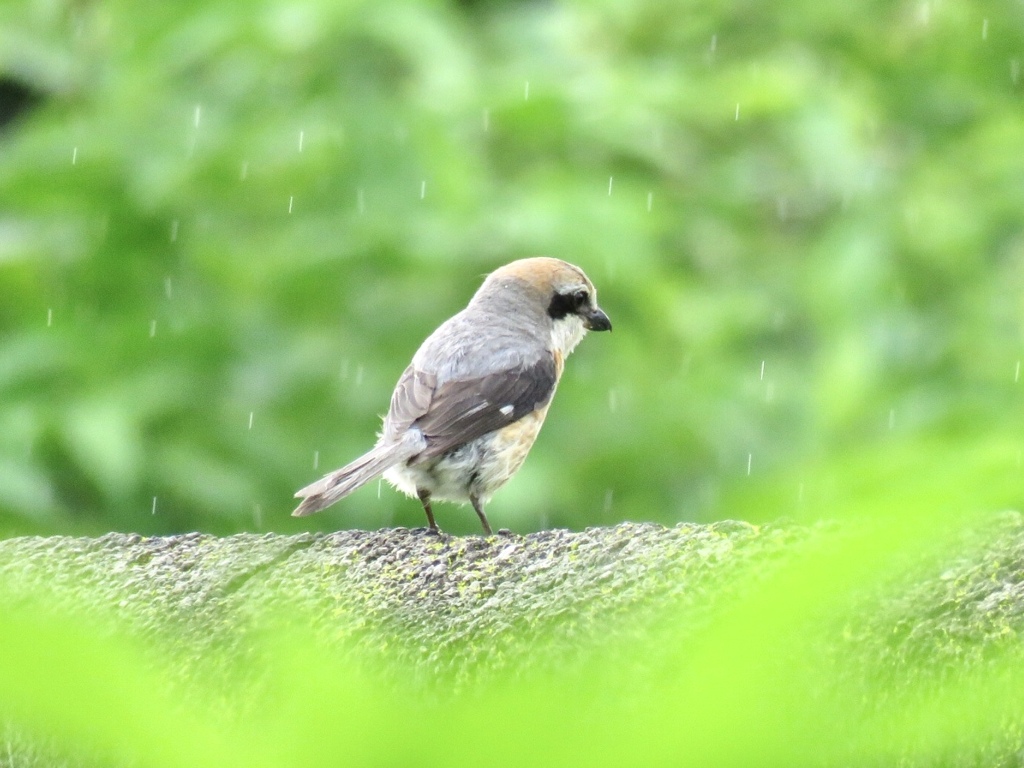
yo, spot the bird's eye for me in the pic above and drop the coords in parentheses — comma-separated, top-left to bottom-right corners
(547, 288, 590, 320)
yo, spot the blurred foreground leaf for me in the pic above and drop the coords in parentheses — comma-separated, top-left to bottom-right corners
(2, 426, 1023, 767)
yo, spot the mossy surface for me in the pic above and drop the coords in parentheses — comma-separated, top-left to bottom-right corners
(3, 515, 1024, 766)
(0, 522, 800, 680)
(3, 518, 1024, 679)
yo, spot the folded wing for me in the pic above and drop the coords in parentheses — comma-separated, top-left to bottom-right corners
(385, 355, 558, 462)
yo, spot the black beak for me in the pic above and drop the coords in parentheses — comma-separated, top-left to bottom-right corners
(583, 307, 612, 332)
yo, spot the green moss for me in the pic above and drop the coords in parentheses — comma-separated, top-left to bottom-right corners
(4, 517, 1024, 765)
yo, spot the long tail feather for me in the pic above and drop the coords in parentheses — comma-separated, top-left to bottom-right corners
(292, 440, 415, 517)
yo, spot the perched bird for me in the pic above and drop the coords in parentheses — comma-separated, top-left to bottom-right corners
(293, 257, 611, 534)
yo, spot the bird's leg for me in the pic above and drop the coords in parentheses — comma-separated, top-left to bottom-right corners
(470, 494, 493, 536)
(417, 488, 439, 533)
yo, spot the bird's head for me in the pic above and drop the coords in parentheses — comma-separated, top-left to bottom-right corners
(480, 257, 611, 356)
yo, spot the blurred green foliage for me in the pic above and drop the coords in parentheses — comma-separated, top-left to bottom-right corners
(0, 0, 1021, 535)
(4, 497, 1024, 767)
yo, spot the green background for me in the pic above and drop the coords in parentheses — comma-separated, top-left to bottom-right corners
(1, 0, 1021, 537)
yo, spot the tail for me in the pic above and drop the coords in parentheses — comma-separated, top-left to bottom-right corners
(292, 438, 418, 517)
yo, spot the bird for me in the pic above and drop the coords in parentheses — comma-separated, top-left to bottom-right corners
(292, 257, 611, 535)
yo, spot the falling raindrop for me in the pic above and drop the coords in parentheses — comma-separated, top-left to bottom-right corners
(357, 188, 366, 214)
(524, 80, 530, 100)
(152, 496, 157, 515)
(170, 219, 179, 242)
(1015, 360, 1020, 383)
(735, 103, 740, 121)
(483, 109, 490, 132)
(888, 409, 896, 429)
(982, 18, 989, 40)
(377, 478, 383, 499)
(607, 176, 614, 196)
(164, 277, 173, 299)
(746, 453, 753, 476)
(918, 1, 930, 25)
(71, 147, 78, 165)
(288, 195, 294, 214)
(298, 130, 305, 152)
(240, 161, 249, 181)
(313, 451, 320, 470)
(46, 308, 52, 327)
(608, 389, 618, 413)
(604, 489, 614, 513)
(759, 360, 765, 380)
(253, 505, 263, 528)
(646, 192, 653, 212)
(420, 180, 426, 199)
(193, 104, 202, 128)
(798, 482, 805, 503)
(149, 320, 157, 338)
(248, 412, 254, 430)
(710, 34, 718, 53)
(355, 365, 365, 386)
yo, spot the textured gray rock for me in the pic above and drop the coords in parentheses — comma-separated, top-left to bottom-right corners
(2, 518, 1024, 678)
(2, 514, 1024, 767)
(0, 521, 803, 683)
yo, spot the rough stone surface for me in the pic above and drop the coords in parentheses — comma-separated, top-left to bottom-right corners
(3, 515, 1024, 766)
(0, 522, 804, 682)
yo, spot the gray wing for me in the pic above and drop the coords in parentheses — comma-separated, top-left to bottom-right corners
(383, 366, 437, 439)
(384, 356, 558, 462)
